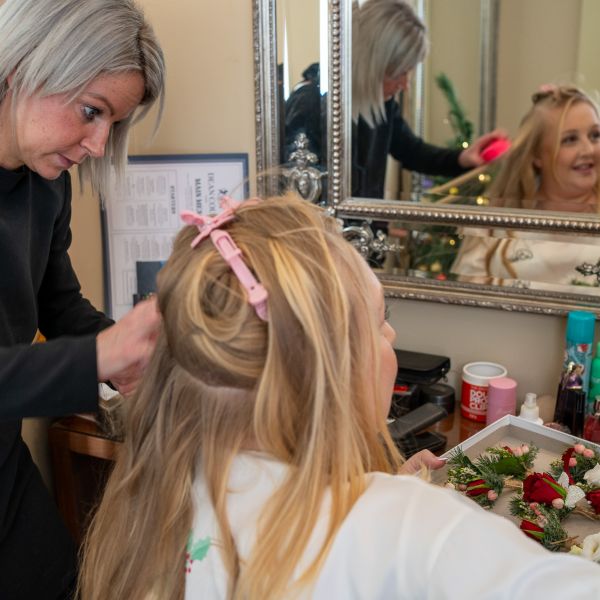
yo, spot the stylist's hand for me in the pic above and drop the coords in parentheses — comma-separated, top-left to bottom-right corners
(96, 297, 160, 396)
(399, 450, 446, 475)
(458, 128, 508, 168)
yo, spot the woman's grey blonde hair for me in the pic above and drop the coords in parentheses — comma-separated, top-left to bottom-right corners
(488, 86, 600, 210)
(79, 193, 403, 599)
(0, 0, 165, 196)
(352, 0, 428, 126)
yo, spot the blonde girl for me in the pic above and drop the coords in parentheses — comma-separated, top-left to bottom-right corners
(488, 85, 600, 212)
(81, 195, 600, 599)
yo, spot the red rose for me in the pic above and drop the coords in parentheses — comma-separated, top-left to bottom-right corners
(522, 473, 565, 505)
(586, 489, 600, 514)
(520, 519, 544, 541)
(466, 479, 490, 497)
(561, 448, 575, 485)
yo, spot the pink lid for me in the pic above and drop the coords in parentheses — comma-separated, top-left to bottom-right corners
(480, 138, 511, 163)
(488, 377, 517, 391)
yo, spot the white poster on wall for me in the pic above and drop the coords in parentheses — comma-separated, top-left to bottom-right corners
(101, 154, 248, 320)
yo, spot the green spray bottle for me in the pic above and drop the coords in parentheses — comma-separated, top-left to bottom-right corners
(589, 342, 600, 411)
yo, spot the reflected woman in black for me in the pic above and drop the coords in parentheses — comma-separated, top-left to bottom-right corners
(352, 0, 503, 197)
(285, 0, 502, 199)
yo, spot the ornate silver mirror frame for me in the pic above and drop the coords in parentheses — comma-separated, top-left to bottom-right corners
(253, 0, 600, 317)
(253, 0, 350, 205)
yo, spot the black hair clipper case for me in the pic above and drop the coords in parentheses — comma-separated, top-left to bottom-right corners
(394, 349, 450, 385)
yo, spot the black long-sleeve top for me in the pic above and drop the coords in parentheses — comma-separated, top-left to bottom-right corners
(0, 165, 112, 598)
(284, 76, 466, 199)
(352, 98, 466, 198)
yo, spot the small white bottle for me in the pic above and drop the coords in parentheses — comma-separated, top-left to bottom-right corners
(519, 392, 544, 425)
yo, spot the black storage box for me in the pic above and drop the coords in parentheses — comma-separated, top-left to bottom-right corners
(420, 382, 455, 414)
(394, 349, 450, 385)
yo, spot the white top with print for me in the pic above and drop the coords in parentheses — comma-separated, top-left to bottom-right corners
(185, 452, 600, 599)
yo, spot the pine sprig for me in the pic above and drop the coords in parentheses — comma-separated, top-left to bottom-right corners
(509, 495, 532, 520)
(447, 446, 476, 470)
(509, 491, 572, 522)
(474, 444, 538, 479)
(446, 447, 481, 485)
(541, 508, 572, 552)
(512, 502, 570, 552)
(435, 72, 474, 148)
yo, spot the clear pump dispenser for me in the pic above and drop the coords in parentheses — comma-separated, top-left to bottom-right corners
(519, 393, 543, 425)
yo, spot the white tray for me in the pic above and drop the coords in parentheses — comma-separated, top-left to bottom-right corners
(431, 415, 600, 544)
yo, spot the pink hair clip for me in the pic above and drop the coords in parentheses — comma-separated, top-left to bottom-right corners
(180, 207, 268, 321)
(211, 230, 268, 321)
(180, 208, 236, 249)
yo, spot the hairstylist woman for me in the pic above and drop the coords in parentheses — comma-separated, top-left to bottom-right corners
(0, 0, 165, 597)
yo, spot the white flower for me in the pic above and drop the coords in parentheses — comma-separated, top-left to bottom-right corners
(582, 532, 600, 562)
(565, 484, 586, 508)
(570, 544, 583, 556)
(584, 464, 600, 487)
(558, 472, 586, 508)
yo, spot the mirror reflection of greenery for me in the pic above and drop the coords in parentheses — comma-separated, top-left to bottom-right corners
(396, 73, 499, 277)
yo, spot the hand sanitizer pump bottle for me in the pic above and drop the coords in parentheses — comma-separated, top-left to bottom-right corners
(519, 393, 543, 426)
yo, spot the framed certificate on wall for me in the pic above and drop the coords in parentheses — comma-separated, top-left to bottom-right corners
(101, 153, 248, 320)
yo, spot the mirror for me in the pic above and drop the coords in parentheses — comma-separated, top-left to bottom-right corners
(253, 0, 600, 316)
(254, 0, 349, 204)
(406, 0, 600, 210)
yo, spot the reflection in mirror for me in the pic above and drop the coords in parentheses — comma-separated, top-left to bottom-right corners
(412, 0, 600, 213)
(450, 227, 600, 295)
(277, 0, 329, 203)
(344, 0, 600, 213)
(426, 85, 600, 215)
(253, 0, 600, 314)
(364, 193, 600, 297)
(346, 0, 502, 201)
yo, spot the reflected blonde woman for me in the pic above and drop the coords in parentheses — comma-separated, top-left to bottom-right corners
(488, 85, 600, 212)
(451, 87, 600, 289)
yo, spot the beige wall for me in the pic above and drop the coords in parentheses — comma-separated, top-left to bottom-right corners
(426, 0, 585, 142)
(425, 0, 481, 145)
(577, 0, 600, 100)
(496, 0, 582, 136)
(278, 0, 320, 93)
(387, 298, 593, 418)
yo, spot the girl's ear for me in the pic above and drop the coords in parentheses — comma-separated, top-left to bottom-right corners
(532, 156, 542, 169)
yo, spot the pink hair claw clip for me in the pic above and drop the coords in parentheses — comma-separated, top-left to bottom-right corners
(180, 208, 236, 248)
(211, 230, 268, 321)
(180, 205, 269, 321)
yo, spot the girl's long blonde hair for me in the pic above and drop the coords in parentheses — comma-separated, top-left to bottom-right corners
(79, 194, 403, 599)
(487, 86, 600, 210)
